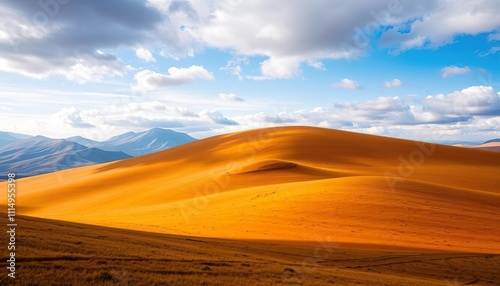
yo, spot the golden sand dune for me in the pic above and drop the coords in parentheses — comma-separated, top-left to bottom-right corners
(4, 126, 500, 253)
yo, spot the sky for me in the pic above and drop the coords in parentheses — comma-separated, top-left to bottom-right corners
(0, 0, 499, 142)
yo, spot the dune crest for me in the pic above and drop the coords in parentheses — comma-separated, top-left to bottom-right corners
(233, 160, 298, 174)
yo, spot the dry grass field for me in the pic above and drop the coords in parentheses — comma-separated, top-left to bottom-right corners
(1, 214, 499, 286)
(1, 126, 499, 285)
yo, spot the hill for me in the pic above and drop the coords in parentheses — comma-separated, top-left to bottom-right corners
(4, 126, 500, 253)
(0, 137, 131, 179)
(454, 141, 500, 152)
(484, 138, 500, 144)
(0, 131, 32, 147)
(65, 128, 196, 156)
(473, 142, 500, 152)
(65, 135, 100, 147)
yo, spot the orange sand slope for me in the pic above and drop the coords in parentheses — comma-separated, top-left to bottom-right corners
(5, 126, 500, 253)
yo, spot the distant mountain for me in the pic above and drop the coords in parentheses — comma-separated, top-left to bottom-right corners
(0, 131, 32, 147)
(434, 139, 484, 146)
(65, 136, 100, 147)
(484, 138, 500, 144)
(0, 137, 131, 180)
(67, 128, 197, 156)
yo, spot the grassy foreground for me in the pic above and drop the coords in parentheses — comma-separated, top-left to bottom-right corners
(1, 214, 499, 285)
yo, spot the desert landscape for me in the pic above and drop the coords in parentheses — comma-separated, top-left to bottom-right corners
(1, 1, 499, 285)
(1, 126, 499, 285)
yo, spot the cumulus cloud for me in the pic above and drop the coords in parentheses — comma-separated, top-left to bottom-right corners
(440, 66, 472, 78)
(381, 0, 500, 52)
(133, 65, 214, 91)
(0, 0, 164, 82)
(135, 48, 156, 63)
(219, 93, 245, 102)
(51, 101, 239, 135)
(1, 1, 498, 81)
(333, 96, 416, 124)
(200, 110, 239, 125)
(195, 0, 412, 78)
(252, 112, 301, 124)
(422, 86, 500, 116)
(193, 0, 500, 79)
(384, 79, 402, 88)
(330, 86, 500, 125)
(236, 86, 500, 130)
(334, 78, 362, 90)
(23, 85, 500, 141)
(55, 107, 95, 128)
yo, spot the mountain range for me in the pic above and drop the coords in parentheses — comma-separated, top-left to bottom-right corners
(0, 137, 131, 179)
(66, 128, 196, 156)
(0, 131, 32, 147)
(0, 128, 196, 179)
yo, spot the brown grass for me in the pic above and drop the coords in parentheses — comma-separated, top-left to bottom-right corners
(0, 214, 499, 285)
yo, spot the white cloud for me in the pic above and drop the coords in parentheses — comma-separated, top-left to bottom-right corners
(381, 0, 500, 52)
(221, 56, 248, 80)
(195, 0, 407, 79)
(200, 110, 239, 125)
(259, 56, 302, 79)
(133, 65, 214, 91)
(0, 0, 497, 85)
(440, 66, 472, 78)
(334, 78, 362, 90)
(0, 51, 125, 84)
(307, 60, 325, 70)
(422, 86, 500, 116)
(489, 32, 500, 41)
(5, 84, 500, 142)
(384, 79, 402, 88)
(49, 101, 240, 138)
(54, 107, 95, 128)
(1, 1, 498, 82)
(234, 86, 500, 132)
(219, 93, 244, 102)
(135, 48, 156, 63)
(193, 0, 500, 79)
(0, 0, 163, 83)
(333, 96, 416, 124)
(478, 46, 500, 57)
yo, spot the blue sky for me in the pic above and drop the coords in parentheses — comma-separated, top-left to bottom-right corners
(0, 0, 499, 142)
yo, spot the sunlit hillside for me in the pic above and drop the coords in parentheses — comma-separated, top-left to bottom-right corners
(5, 126, 500, 253)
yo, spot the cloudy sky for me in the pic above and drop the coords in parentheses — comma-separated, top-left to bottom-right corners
(0, 0, 499, 142)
